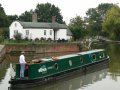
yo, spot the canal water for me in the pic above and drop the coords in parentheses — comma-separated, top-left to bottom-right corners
(0, 42, 120, 90)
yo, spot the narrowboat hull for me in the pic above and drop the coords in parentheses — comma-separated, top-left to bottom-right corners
(9, 49, 110, 88)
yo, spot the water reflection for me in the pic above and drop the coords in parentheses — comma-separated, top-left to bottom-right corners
(0, 58, 11, 90)
(107, 43, 120, 81)
(93, 43, 120, 81)
(0, 68, 10, 90)
(1, 42, 120, 90)
(0, 59, 10, 82)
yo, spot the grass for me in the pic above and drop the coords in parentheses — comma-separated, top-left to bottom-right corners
(2, 39, 72, 45)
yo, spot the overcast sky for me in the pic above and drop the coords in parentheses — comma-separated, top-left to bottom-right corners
(1, 0, 120, 24)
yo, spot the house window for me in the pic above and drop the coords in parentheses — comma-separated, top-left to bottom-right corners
(44, 30, 46, 35)
(50, 30, 52, 35)
(26, 30, 29, 35)
(14, 30, 18, 35)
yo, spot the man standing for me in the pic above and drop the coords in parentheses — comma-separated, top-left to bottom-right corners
(19, 51, 26, 78)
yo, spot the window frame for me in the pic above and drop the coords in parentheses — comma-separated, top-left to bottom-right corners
(92, 54, 96, 60)
(50, 30, 52, 35)
(26, 30, 29, 35)
(44, 30, 46, 35)
(14, 30, 18, 35)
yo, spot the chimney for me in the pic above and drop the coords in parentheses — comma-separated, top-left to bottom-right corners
(32, 12, 37, 22)
(52, 16, 56, 23)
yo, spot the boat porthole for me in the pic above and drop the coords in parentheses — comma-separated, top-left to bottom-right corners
(69, 60, 72, 66)
(80, 58, 84, 63)
(92, 54, 96, 60)
(54, 63, 58, 70)
(99, 52, 105, 58)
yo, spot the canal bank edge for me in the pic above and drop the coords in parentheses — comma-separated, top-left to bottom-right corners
(0, 43, 81, 57)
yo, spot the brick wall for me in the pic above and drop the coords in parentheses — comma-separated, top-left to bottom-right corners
(5, 43, 81, 53)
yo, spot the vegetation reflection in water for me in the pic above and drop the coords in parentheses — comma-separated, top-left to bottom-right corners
(93, 42, 120, 81)
(1, 42, 120, 90)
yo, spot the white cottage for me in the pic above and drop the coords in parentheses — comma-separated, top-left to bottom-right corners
(9, 20, 72, 41)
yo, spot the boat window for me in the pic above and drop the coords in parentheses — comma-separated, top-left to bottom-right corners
(80, 57, 84, 63)
(54, 63, 58, 70)
(99, 52, 105, 58)
(92, 54, 96, 60)
(69, 60, 72, 66)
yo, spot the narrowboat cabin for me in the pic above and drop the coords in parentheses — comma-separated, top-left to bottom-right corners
(9, 49, 110, 88)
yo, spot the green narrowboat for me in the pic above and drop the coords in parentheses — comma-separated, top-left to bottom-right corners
(9, 49, 110, 88)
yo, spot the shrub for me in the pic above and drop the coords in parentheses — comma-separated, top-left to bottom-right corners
(14, 33, 22, 42)
(24, 37, 29, 41)
(0, 36, 4, 43)
(35, 38, 39, 42)
(40, 37, 46, 42)
(47, 38, 52, 42)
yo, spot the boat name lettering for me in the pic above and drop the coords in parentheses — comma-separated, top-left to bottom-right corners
(38, 65, 47, 73)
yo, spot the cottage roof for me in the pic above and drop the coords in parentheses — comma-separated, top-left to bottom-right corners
(19, 21, 72, 36)
(19, 21, 67, 29)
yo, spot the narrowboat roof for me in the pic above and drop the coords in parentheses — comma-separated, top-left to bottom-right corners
(77, 49, 104, 55)
(58, 49, 104, 59)
(41, 49, 105, 61)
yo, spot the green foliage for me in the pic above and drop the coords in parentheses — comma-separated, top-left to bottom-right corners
(85, 3, 113, 36)
(35, 3, 64, 23)
(102, 5, 120, 40)
(47, 38, 52, 42)
(0, 35, 4, 43)
(35, 38, 39, 42)
(14, 33, 22, 42)
(18, 3, 64, 23)
(24, 37, 29, 41)
(0, 4, 9, 27)
(7, 15, 18, 25)
(19, 10, 32, 22)
(68, 16, 86, 40)
(0, 27, 9, 39)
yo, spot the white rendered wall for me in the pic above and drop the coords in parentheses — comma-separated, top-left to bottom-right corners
(67, 36, 72, 41)
(9, 21, 54, 40)
(9, 21, 24, 39)
(23, 29, 54, 40)
(9, 21, 70, 40)
(56, 29, 67, 40)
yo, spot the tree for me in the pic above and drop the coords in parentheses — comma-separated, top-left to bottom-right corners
(19, 10, 32, 22)
(0, 27, 9, 39)
(7, 15, 18, 25)
(18, 3, 64, 23)
(35, 3, 64, 23)
(102, 5, 120, 40)
(85, 3, 113, 36)
(0, 4, 9, 27)
(68, 16, 86, 40)
(0, 4, 9, 39)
